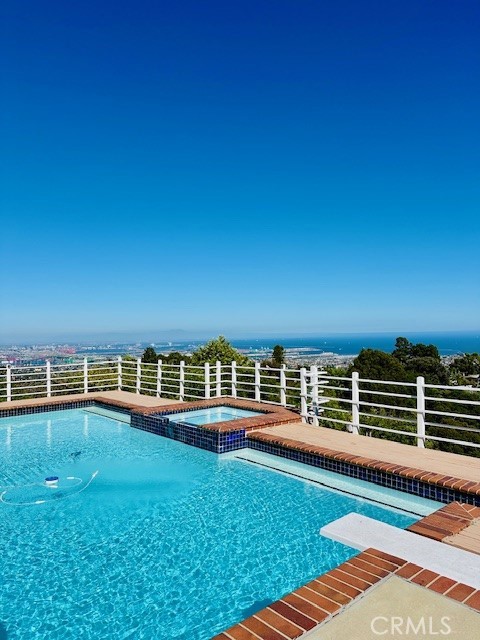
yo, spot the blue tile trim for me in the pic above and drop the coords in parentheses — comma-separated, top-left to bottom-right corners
(0, 400, 131, 419)
(247, 439, 480, 507)
(131, 413, 248, 453)
(0, 399, 95, 418)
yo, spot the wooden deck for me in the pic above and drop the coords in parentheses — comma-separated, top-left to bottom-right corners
(0, 390, 180, 411)
(446, 521, 480, 555)
(254, 422, 480, 484)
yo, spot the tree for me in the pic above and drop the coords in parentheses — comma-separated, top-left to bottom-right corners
(141, 346, 158, 363)
(190, 336, 251, 366)
(408, 357, 449, 385)
(261, 344, 286, 369)
(272, 345, 286, 367)
(411, 343, 441, 360)
(392, 337, 447, 384)
(451, 353, 480, 376)
(350, 349, 408, 381)
(163, 351, 191, 365)
(393, 337, 441, 363)
(392, 337, 411, 364)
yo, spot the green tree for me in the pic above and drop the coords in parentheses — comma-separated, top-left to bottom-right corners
(393, 337, 441, 365)
(141, 346, 158, 363)
(261, 344, 286, 369)
(392, 337, 411, 364)
(449, 353, 480, 385)
(392, 337, 447, 384)
(190, 336, 251, 366)
(408, 356, 449, 385)
(162, 351, 191, 365)
(272, 345, 286, 367)
(350, 349, 408, 381)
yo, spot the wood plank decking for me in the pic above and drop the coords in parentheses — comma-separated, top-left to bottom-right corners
(252, 423, 480, 484)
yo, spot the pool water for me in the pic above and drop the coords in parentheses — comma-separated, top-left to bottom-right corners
(167, 405, 262, 425)
(0, 409, 417, 640)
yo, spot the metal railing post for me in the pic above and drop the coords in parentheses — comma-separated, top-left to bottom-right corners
(300, 367, 308, 421)
(117, 356, 122, 391)
(157, 359, 162, 398)
(46, 360, 51, 398)
(179, 360, 185, 401)
(280, 365, 287, 407)
(416, 376, 426, 448)
(231, 360, 237, 398)
(216, 361, 222, 397)
(136, 358, 141, 394)
(204, 362, 211, 399)
(351, 371, 360, 435)
(6, 364, 12, 402)
(83, 358, 88, 394)
(254, 362, 261, 402)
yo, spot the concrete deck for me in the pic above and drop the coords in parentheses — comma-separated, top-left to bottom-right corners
(253, 423, 480, 483)
(306, 576, 480, 639)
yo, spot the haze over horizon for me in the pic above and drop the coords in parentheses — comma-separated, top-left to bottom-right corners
(1, 1, 479, 339)
(2, 328, 480, 347)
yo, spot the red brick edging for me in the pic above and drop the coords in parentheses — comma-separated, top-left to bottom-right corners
(213, 530, 480, 640)
(212, 549, 407, 640)
(407, 502, 480, 541)
(248, 430, 480, 499)
(137, 397, 300, 433)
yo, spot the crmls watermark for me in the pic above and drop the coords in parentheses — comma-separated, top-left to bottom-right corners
(370, 616, 452, 636)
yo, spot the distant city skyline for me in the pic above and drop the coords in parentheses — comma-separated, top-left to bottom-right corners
(1, 1, 479, 338)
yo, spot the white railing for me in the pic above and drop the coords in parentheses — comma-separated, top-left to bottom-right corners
(1, 358, 479, 453)
(305, 372, 480, 451)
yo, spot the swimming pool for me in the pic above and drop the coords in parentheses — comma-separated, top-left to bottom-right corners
(167, 405, 262, 425)
(0, 409, 432, 639)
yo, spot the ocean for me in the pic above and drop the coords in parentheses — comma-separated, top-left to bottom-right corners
(227, 332, 480, 357)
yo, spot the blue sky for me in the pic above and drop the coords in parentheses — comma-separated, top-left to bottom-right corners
(1, 1, 479, 341)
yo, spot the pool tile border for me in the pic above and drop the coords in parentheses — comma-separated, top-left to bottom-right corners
(247, 431, 480, 506)
(0, 398, 95, 417)
(130, 412, 248, 453)
(136, 397, 300, 433)
(213, 544, 480, 640)
(0, 394, 146, 418)
(129, 398, 300, 453)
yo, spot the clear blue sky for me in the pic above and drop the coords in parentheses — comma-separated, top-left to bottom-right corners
(1, 1, 479, 341)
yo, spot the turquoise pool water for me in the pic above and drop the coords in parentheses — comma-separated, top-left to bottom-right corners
(0, 409, 417, 640)
(168, 405, 262, 425)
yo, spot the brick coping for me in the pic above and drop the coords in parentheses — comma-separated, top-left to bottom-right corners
(408, 502, 480, 543)
(248, 430, 480, 498)
(136, 397, 300, 433)
(0, 394, 165, 415)
(0, 395, 299, 433)
(213, 522, 480, 640)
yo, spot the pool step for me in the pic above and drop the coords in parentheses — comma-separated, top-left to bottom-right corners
(321, 513, 480, 589)
(82, 406, 130, 424)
